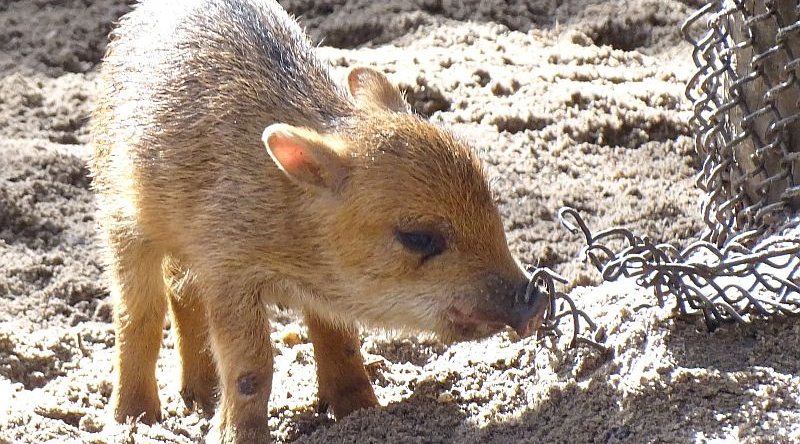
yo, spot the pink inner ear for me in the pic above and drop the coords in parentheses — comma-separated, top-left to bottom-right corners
(265, 128, 340, 189)
(270, 134, 310, 174)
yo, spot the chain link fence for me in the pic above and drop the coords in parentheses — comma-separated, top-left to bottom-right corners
(534, 0, 800, 348)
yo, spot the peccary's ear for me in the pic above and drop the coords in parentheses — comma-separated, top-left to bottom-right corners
(346, 66, 410, 113)
(262, 124, 349, 192)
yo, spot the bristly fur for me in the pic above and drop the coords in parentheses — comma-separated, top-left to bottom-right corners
(90, 0, 531, 442)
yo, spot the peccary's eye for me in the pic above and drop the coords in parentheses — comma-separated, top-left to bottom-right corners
(395, 229, 445, 258)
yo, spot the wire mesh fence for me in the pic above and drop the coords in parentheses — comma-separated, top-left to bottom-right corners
(683, 0, 800, 242)
(533, 0, 800, 348)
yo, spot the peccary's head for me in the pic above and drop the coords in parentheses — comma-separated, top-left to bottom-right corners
(262, 67, 547, 342)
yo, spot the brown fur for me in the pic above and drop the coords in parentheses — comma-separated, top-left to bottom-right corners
(90, 0, 543, 442)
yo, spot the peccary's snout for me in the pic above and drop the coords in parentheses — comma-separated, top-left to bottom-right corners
(506, 279, 548, 338)
(462, 273, 548, 339)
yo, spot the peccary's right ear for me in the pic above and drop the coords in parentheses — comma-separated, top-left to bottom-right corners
(262, 124, 350, 192)
(346, 66, 410, 113)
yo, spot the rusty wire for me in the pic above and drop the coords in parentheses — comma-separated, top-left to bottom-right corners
(523, 265, 604, 351)
(529, 0, 800, 347)
(526, 207, 799, 349)
(558, 207, 800, 332)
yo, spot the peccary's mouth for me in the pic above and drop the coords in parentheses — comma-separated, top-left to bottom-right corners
(443, 289, 549, 341)
(510, 297, 549, 338)
(444, 306, 507, 340)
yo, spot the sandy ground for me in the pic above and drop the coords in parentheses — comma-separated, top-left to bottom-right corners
(1, 0, 799, 443)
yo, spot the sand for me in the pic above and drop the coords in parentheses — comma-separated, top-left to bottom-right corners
(1, 0, 798, 443)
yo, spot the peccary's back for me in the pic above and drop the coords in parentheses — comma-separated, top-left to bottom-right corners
(103, 0, 350, 130)
(90, 0, 353, 248)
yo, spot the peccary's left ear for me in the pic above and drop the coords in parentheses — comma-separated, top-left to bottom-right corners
(262, 123, 350, 192)
(346, 66, 410, 113)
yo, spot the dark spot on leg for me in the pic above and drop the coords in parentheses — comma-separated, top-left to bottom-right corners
(237, 373, 258, 396)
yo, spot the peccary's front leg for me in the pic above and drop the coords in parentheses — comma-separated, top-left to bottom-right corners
(305, 312, 378, 419)
(206, 285, 273, 444)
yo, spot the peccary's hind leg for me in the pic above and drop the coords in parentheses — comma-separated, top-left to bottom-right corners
(305, 313, 378, 419)
(165, 261, 218, 416)
(108, 238, 167, 424)
(205, 284, 274, 444)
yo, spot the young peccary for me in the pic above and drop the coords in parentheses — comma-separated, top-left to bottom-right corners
(90, 0, 547, 442)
